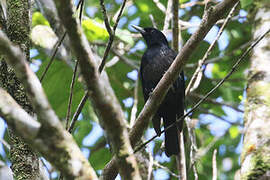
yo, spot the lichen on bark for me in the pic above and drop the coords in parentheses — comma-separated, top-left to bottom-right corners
(0, 0, 41, 179)
(241, 2, 270, 179)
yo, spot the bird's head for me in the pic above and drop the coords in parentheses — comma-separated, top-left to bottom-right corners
(132, 25, 169, 47)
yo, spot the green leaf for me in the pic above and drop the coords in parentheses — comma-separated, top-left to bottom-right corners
(73, 119, 93, 147)
(212, 64, 227, 78)
(89, 148, 112, 170)
(82, 101, 99, 123)
(32, 12, 50, 27)
(180, 0, 189, 3)
(82, 19, 109, 42)
(240, 0, 253, 8)
(137, 2, 150, 13)
(36, 59, 84, 119)
(229, 126, 239, 139)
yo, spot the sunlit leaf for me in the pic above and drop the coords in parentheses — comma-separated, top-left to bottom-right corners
(82, 19, 109, 42)
(32, 12, 50, 27)
(229, 126, 239, 139)
(137, 2, 150, 13)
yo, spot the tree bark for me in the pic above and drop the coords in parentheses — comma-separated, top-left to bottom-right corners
(53, 0, 142, 179)
(0, 0, 41, 179)
(241, 2, 270, 179)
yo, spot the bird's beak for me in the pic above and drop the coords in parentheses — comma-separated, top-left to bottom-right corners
(132, 25, 145, 34)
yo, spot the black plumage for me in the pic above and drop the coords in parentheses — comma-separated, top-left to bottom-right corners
(132, 25, 185, 157)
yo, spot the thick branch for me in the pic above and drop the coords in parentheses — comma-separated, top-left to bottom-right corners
(102, 0, 240, 178)
(53, 1, 141, 179)
(4, 0, 40, 179)
(0, 30, 97, 180)
(0, 89, 40, 139)
(130, 0, 239, 152)
(241, 4, 270, 179)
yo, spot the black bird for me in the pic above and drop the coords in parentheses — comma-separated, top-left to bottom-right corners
(132, 25, 185, 157)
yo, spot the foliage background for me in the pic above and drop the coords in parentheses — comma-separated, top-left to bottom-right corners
(0, 0, 253, 179)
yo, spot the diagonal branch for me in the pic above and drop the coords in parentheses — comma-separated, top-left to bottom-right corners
(172, 0, 187, 178)
(0, 30, 98, 180)
(98, 0, 127, 72)
(53, 0, 141, 179)
(101, 0, 240, 178)
(190, 92, 244, 112)
(185, 1, 239, 95)
(65, 60, 79, 129)
(135, 26, 270, 153)
(130, 0, 240, 153)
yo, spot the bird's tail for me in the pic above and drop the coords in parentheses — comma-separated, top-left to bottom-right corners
(164, 117, 180, 157)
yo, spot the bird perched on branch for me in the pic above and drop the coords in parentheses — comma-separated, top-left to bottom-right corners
(132, 25, 185, 157)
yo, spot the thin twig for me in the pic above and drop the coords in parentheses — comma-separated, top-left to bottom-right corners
(177, 132, 187, 180)
(190, 92, 244, 113)
(149, 14, 157, 28)
(40, 159, 52, 180)
(172, 0, 179, 52)
(111, 48, 139, 69)
(78, 0, 84, 23)
(98, 0, 127, 73)
(40, 1, 85, 82)
(185, 40, 252, 68)
(130, 76, 139, 127)
(153, 161, 180, 178)
(180, 0, 218, 8)
(185, 2, 239, 95)
(199, 107, 242, 126)
(185, 115, 198, 180)
(147, 152, 154, 180)
(40, 32, 67, 82)
(172, 0, 186, 178)
(0, 138, 10, 150)
(68, 91, 88, 133)
(163, 0, 172, 31)
(196, 136, 219, 160)
(192, 163, 199, 180)
(212, 149, 217, 180)
(65, 60, 79, 129)
(99, 0, 112, 36)
(134, 28, 270, 153)
(152, 0, 166, 13)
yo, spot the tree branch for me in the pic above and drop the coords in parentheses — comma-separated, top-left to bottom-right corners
(0, 89, 41, 138)
(98, 0, 127, 72)
(185, 1, 239, 95)
(0, 30, 98, 180)
(65, 60, 79, 129)
(53, 1, 141, 179)
(102, 0, 240, 178)
(130, 0, 240, 149)
(172, 0, 187, 178)
(212, 149, 217, 180)
(190, 92, 244, 113)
